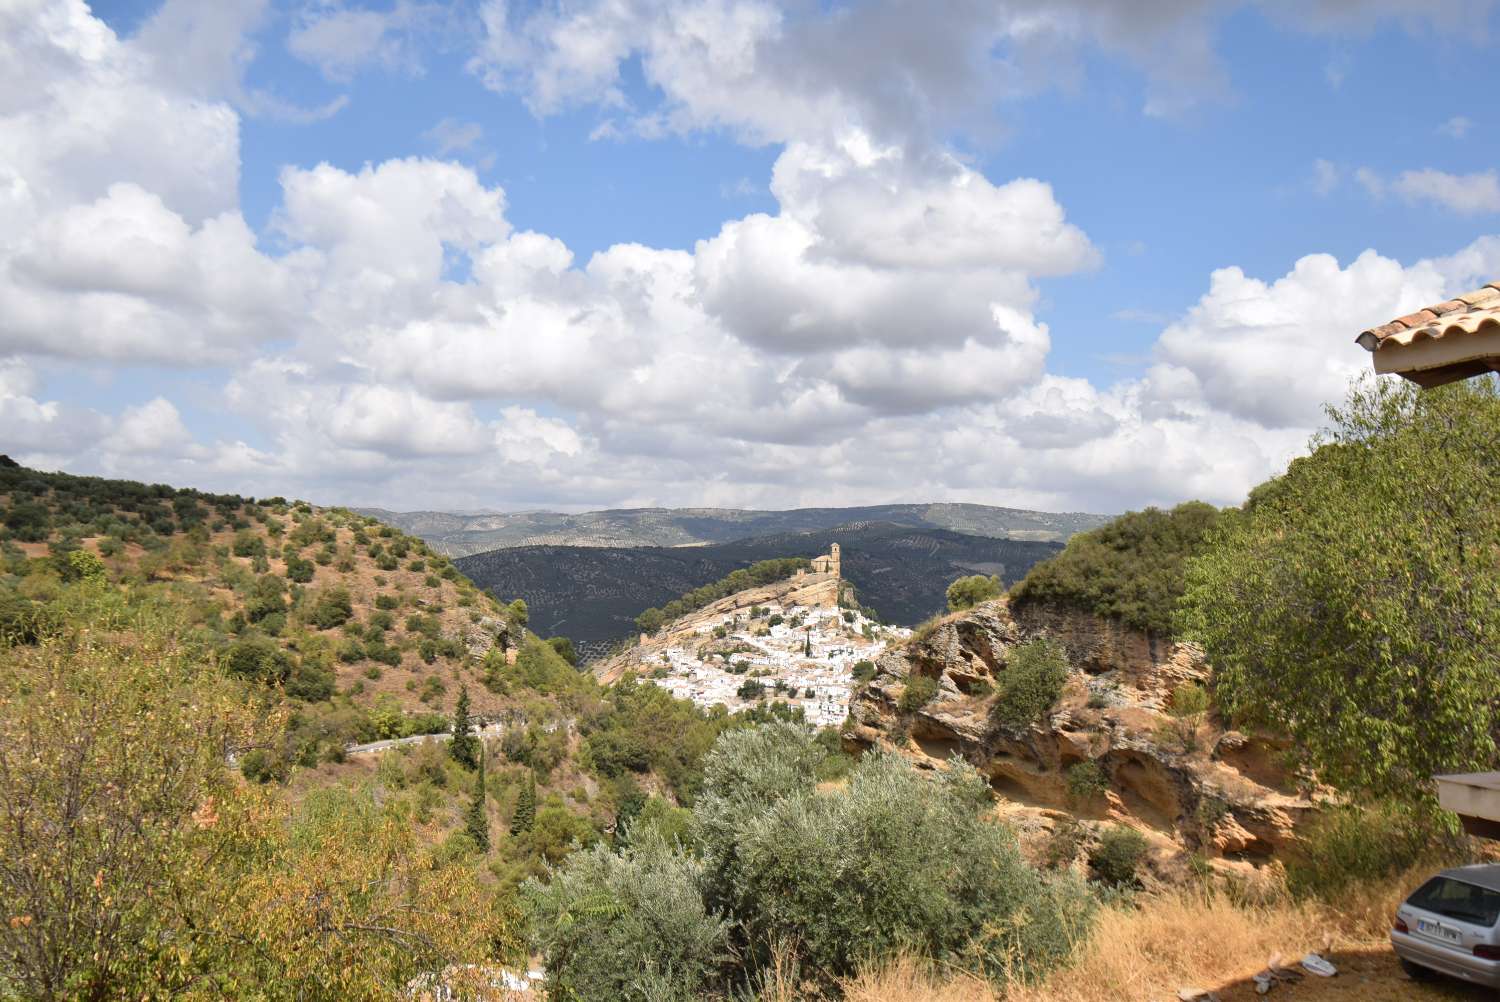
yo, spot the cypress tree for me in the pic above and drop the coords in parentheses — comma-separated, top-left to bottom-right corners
(511, 769, 536, 836)
(464, 741, 489, 852)
(450, 684, 478, 769)
(804, 627, 812, 657)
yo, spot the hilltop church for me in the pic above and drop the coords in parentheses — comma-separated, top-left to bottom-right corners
(808, 543, 840, 578)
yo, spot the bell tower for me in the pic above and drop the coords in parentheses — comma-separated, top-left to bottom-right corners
(829, 542, 840, 578)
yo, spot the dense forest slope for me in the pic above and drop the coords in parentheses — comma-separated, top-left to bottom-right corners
(456, 522, 1064, 649)
(363, 501, 1107, 555)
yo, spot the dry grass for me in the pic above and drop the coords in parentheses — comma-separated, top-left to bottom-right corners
(1007, 890, 1329, 1002)
(841, 869, 1446, 1002)
(842, 955, 999, 1002)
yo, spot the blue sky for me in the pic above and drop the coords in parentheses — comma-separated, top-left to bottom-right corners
(5, 0, 1500, 513)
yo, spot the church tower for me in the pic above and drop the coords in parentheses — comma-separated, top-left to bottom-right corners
(829, 542, 840, 578)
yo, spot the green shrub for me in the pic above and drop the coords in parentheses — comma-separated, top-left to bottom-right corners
(307, 587, 353, 630)
(899, 673, 939, 712)
(852, 659, 876, 683)
(231, 530, 265, 558)
(1088, 825, 1148, 887)
(1066, 760, 1108, 803)
(221, 635, 293, 684)
(285, 662, 335, 702)
(947, 574, 1001, 611)
(1285, 803, 1441, 900)
(525, 833, 726, 1002)
(1011, 501, 1220, 635)
(634, 558, 811, 635)
(284, 556, 314, 583)
(991, 637, 1069, 732)
(720, 745, 1092, 989)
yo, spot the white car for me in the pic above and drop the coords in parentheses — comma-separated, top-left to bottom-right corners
(1391, 864, 1500, 989)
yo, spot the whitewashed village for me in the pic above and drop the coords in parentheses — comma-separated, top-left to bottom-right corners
(596, 544, 910, 723)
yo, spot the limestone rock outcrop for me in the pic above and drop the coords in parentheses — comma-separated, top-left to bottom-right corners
(844, 599, 1318, 883)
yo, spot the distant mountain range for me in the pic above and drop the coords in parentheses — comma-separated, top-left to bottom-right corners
(454, 522, 1066, 654)
(356, 502, 1108, 557)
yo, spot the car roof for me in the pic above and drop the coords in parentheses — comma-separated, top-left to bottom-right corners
(1437, 864, 1500, 893)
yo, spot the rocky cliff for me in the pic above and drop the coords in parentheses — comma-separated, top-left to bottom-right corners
(844, 599, 1318, 883)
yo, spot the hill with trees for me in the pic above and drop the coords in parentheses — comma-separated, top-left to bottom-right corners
(361, 501, 1108, 555)
(1008, 501, 1221, 636)
(456, 522, 1064, 651)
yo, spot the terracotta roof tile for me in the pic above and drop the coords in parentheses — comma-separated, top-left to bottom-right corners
(1356, 281, 1500, 351)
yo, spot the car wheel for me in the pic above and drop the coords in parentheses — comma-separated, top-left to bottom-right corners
(1400, 957, 1437, 981)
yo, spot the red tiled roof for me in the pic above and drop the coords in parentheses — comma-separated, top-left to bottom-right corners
(1356, 282, 1500, 352)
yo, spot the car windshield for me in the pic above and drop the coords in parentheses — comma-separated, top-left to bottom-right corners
(1409, 876, 1500, 927)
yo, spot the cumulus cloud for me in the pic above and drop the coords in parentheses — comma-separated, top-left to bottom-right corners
(287, 0, 448, 82)
(11, 0, 1500, 515)
(470, 0, 1497, 138)
(1390, 168, 1500, 214)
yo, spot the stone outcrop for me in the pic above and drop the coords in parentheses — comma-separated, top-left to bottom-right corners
(844, 598, 1318, 883)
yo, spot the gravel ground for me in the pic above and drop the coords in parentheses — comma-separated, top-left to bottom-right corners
(1199, 947, 1494, 1001)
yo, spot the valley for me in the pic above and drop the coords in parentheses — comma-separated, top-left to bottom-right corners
(454, 522, 1064, 650)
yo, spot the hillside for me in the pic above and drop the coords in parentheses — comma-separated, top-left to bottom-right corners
(455, 522, 1065, 651)
(362, 501, 1108, 555)
(593, 546, 911, 726)
(0, 460, 543, 762)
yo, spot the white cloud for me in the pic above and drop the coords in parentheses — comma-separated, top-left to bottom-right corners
(1390, 168, 1500, 214)
(105, 397, 201, 456)
(424, 117, 485, 155)
(1439, 115, 1473, 139)
(1312, 158, 1339, 195)
(287, 0, 444, 82)
(11, 0, 1500, 515)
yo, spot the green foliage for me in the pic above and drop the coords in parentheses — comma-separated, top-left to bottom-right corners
(449, 684, 479, 769)
(990, 637, 1069, 733)
(947, 573, 1002, 611)
(1179, 377, 1500, 802)
(524, 834, 729, 1002)
(1285, 802, 1445, 901)
(537, 724, 1095, 995)
(1088, 825, 1148, 887)
(222, 634, 294, 684)
(634, 557, 812, 635)
(1066, 760, 1108, 802)
(0, 589, 58, 645)
(852, 658, 876, 683)
(244, 574, 287, 623)
(899, 672, 939, 712)
(63, 548, 106, 582)
(581, 676, 733, 804)
(510, 770, 537, 835)
(232, 529, 265, 558)
(507, 597, 528, 629)
(547, 634, 577, 666)
(464, 748, 490, 852)
(1012, 501, 1220, 635)
(306, 586, 353, 629)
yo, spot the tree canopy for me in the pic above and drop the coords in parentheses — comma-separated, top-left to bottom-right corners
(634, 557, 811, 636)
(1010, 501, 1220, 635)
(946, 573, 1001, 611)
(1179, 376, 1500, 802)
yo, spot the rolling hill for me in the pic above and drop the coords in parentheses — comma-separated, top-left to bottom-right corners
(360, 502, 1107, 556)
(454, 522, 1064, 653)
